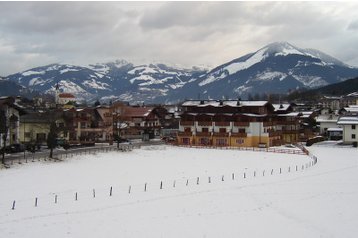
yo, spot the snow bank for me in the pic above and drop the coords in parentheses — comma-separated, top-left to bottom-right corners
(0, 145, 357, 238)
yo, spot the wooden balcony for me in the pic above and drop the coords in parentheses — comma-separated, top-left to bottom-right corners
(215, 121, 230, 127)
(268, 131, 281, 137)
(197, 121, 213, 126)
(177, 131, 193, 137)
(180, 121, 194, 126)
(276, 121, 298, 125)
(233, 121, 250, 127)
(212, 132, 230, 137)
(230, 132, 247, 137)
(263, 121, 277, 127)
(196, 132, 212, 137)
(282, 130, 299, 134)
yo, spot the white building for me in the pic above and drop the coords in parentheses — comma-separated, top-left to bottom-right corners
(337, 115, 358, 144)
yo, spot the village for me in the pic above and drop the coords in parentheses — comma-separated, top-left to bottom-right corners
(1, 82, 358, 164)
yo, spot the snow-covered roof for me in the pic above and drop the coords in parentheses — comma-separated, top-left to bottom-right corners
(272, 104, 291, 112)
(182, 100, 268, 108)
(344, 107, 358, 112)
(278, 112, 301, 117)
(327, 128, 343, 132)
(337, 116, 358, 125)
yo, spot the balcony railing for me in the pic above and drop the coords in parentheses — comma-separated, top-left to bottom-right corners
(196, 132, 211, 137)
(212, 132, 230, 137)
(263, 121, 277, 127)
(215, 121, 230, 127)
(276, 121, 298, 125)
(282, 130, 299, 134)
(197, 121, 213, 126)
(180, 121, 194, 126)
(233, 121, 250, 127)
(268, 131, 281, 137)
(178, 131, 193, 137)
(230, 132, 247, 137)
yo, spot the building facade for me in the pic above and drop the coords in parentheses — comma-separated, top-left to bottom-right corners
(177, 100, 300, 148)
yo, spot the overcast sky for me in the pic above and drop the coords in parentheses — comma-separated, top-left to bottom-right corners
(1, 1, 358, 76)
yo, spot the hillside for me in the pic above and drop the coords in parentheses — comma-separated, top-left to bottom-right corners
(4, 42, 358, 103)
(287, 76, 358, 100)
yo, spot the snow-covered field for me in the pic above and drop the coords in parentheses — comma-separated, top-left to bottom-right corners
(0, 144, 357, 238)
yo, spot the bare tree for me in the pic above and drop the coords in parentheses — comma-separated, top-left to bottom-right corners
(47, 121, 58, 159)
(0, 109, 8, 165)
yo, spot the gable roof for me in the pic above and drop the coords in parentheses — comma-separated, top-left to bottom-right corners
(124, 107, 154, 118)
(59, 93, 75, 98)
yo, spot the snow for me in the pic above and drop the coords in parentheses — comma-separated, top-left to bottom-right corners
(82, 79, 110, 90)
(198, 71, 227, 86)
(28, 77, 46, 86)
(1, 144, 358, 238)
(21, 70, 45, 76)
(60, 68, 79, 74)
(254, 71, 287, 82)
(291, 74, 327, 88)
(224, 49, 267, 75)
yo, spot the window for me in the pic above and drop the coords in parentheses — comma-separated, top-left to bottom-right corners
(181, 138, 190, 145)
(352, 125, 356, 130)
(200, 138, 210, 145)
(352, 134, 356, 139)
(25, 132, 31, 138)
(202, 127, 209, 133)
(236, 138, 244, 144)
(184, 127, 191, 132)
(219, 128, 226, 133)
(239, 128, 245, 133)
(216, 138, 227, 146)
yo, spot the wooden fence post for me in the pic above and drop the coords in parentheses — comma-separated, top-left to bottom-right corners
(197, 177, 199, 185)
(186, 179, 189, 186)
(263, 170, 265, 176)
(110, 186, 113, 196)
(12, 200, 15, 210)
(208, 176, 211, 183)
(144, 183, 147, 192)
(221, 175, 224, 181)
(128, 185, 131, 194)
(160, 181, 163, 189)
(232, 173, 235, 180)
(271, 169, 274, 175)
(93, 189, 96, 198)
(35, 197, 38, 207)
(55, 195, 58, 204)
(75, 192, 78, 201)
(244, 172, 246, 178)
(173, 180, 176, 188)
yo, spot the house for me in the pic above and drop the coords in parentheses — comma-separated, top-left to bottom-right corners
(316, 114, 340, 136)
(0, 97, 25, 146)
(118, 106, 161, 140)
(337, 114, 358, 145)
(177, 99, 301, 148)
(19, 109, 69, 145)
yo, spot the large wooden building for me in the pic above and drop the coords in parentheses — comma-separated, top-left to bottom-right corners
(177, 100, 300, 148)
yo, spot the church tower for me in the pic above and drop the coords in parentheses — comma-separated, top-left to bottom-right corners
(55, 82, 60, 105)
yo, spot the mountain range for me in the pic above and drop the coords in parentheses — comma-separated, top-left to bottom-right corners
(2, 42, 358, 103)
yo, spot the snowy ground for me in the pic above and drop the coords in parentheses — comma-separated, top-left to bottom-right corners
(0, 144, 357, 238)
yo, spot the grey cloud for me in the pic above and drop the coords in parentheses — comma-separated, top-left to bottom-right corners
(348, 20, 358, 31)
(0, 2, 358, 76)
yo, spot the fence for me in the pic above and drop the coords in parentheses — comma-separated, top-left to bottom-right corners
(5, 148, 318, 211)
(176, 144, 308, 155)
(3, 144, 140, 167)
